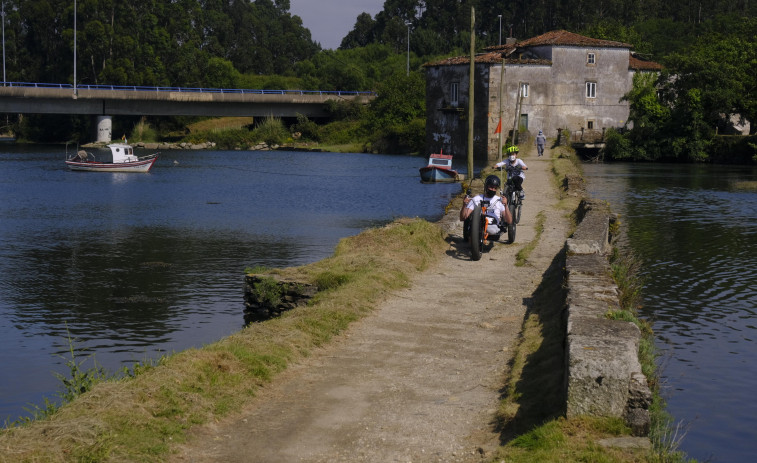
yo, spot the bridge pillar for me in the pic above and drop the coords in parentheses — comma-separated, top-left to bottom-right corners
(96, 116, 112, 143)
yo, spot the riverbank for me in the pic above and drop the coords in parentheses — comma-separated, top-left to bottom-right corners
(0, 144, 660, 462)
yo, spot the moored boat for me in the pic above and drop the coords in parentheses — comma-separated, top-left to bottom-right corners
(65, 143, 159, 172)
(419, 151, 458, 183)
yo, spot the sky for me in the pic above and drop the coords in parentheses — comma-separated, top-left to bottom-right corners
(289, 0, 385, 50)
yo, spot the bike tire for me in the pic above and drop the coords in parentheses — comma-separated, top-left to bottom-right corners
(516, 204, 522, 224)
(507, 203, 517, 243)
(469, 204, 483, 261)
(515, 196, 522, 224)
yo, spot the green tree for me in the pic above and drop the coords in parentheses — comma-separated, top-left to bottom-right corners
(669, 88, 712, 161)
(605, 72, 670, 161)
(663, 20, 757, 135)
(366, 72, 426, 153)
(340, 12, 376, 49)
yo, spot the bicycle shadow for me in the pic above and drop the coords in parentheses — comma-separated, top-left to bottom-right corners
(445, 232, 502, 261)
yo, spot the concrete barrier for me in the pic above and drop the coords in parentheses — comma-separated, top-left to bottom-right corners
(564, 199, 651, 436)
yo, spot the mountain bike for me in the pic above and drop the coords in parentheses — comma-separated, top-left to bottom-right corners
(501, 165, 523, 243)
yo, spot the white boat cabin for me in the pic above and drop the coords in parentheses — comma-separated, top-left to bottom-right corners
(427, 152, 453, 169)
(109, 143, 139, 163)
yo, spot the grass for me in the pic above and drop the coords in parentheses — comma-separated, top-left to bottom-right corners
(515, 210, 546, 266)
(0, 218, 448, 462)
(186, 117, 254, 133)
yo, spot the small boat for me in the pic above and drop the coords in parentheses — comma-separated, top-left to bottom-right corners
(65, 143, 159, 172)
(419, 150, 458, 183)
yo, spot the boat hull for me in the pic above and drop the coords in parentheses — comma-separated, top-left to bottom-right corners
(65, 154, 158, 172)
(419, 166, 458, 183)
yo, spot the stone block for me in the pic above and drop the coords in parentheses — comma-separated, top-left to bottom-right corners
(565, 318, 641, 418)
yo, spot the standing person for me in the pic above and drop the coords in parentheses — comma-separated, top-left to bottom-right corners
(496, 146, 528, 199)
(535, 130, 547, 156)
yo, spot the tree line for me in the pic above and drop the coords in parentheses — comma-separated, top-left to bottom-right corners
(2, 0, 756, 161)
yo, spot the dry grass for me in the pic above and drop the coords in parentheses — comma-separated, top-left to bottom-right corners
(0, 218, 447, 462)
(186, 117, 254, 133)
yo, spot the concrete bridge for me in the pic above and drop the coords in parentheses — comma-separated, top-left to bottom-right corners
(0, 82, 376, 142)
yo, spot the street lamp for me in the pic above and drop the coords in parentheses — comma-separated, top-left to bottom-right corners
(498, 15, 502, 46)
(405, 21, 411, 76)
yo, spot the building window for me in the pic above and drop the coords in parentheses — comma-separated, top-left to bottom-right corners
(450, 82, 459, 105)
(587, 52, 595, 65)
(586, 81, 597, 98)
(520, 82, 529, 98)
(587, 120, 595, 130)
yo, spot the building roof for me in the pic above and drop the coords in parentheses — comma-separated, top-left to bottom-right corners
(424, 50, 550, 67)
(512, 30, 632, 49)
(424, 30, 659, 69)
(629, 53, 663, 71)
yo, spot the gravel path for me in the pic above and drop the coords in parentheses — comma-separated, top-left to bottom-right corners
(171, 146, 569, 463)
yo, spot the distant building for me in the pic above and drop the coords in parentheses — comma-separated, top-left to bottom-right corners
(424, 30, 662, 162)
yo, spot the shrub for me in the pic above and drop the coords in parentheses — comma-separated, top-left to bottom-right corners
(252, 116, 289, 146)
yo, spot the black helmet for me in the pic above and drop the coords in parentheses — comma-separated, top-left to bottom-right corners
(484, 175, 501, 197)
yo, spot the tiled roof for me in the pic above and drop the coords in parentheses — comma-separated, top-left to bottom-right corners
(424, 51, 550, 67)
(515, 30, 632, 49)
(629, 54, 663, 71)
(424, 30, 661, 69)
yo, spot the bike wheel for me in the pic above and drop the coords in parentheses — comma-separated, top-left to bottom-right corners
(463, 216, 471, 241)
(507, 203, 517, 244)
(469, 205, 483, 261)
(515, 197, 522, 224)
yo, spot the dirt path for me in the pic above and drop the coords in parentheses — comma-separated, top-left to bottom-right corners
(171, 146, 569, 463)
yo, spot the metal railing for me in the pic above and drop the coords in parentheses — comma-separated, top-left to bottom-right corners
(0, 81, 376, 97)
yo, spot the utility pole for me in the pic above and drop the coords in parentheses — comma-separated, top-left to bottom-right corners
(73, 0, 78, 97)
(2, 1, 6, 86)
(467, 7, 475, 182)
(498, 15, 502, 46)
(498, 59, 505, 163)
(405, 21, 411, 76)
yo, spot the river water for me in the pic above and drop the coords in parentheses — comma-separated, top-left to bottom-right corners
(583, 162, 757, 463)
(0, 145, 468, 423)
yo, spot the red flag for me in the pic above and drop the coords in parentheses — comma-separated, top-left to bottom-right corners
(494, 119, 502, 134)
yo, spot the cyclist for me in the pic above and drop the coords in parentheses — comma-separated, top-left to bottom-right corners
(460, 174, 512, 238)
(497, 145, 528, 199)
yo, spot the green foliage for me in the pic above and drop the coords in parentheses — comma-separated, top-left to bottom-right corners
(252, 116, 289, 146)
(293, 114, 321, 142)
(509, 420, 566, 451)
(324, 99, 366, 121)
(362, 72, 426, 153)
(368, 73, 425, 129)
(251, 277, 283, 308)
(314, 271, 353, 291)
(669, 88, 712, 161)
(603, 127, 637, 161)
(319, 120, 367, 146)
(129, 117, 159, 143)
(185, 128, 255, 150)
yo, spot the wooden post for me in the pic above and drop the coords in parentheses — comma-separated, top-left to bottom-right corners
(498, 58, 505, 164)
(467, 6, 475, 183)
(511, 83, 522, 146)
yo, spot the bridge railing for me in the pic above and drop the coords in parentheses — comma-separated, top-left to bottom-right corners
(1, 81, 376, 97)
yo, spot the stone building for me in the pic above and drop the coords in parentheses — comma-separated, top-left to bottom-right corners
(424, 30, 662, 162)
